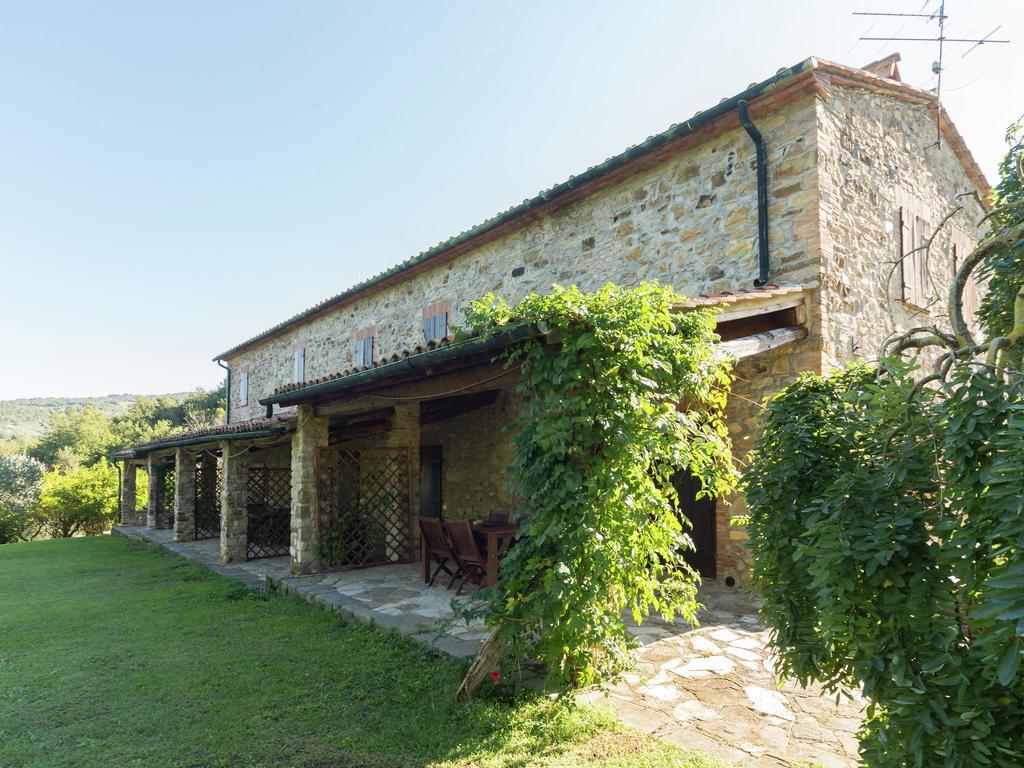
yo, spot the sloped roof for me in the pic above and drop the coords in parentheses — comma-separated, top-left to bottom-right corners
(263, 284, 813, 407)
(213, 55, 989, 361)
(116, 414, 297, 457)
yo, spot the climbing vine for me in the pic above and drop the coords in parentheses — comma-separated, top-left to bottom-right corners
(456, 282, 735, 693)
(743, 125, 1024, 767)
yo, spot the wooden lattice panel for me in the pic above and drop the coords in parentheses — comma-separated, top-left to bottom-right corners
(156, 464, 176, 529)
(246, 467, 291, 559)
(318, 447, 413, 569)
(193, 457, 221, 540)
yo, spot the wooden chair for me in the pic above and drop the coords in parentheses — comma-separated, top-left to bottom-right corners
(444, 518, 487, 595)
(418, 517, 460, 589)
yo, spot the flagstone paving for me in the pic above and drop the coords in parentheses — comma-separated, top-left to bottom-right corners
(113, 526, 863, 765)
(582, 583, 864, 767)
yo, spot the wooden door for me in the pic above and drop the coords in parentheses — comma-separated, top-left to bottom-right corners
(419, 445, 443, 518)
(673, 470, 717, 578)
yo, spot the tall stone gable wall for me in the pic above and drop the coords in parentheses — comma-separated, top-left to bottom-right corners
(225, 93, 822, 421)
(814, 82, 988, 371)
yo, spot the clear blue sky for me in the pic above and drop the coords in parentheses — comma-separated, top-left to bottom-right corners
(1, 1, 1020, 400)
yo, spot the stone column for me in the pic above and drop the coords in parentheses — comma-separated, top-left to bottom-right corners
(146, 455, 159, 528)
(290, 404, 328, 575)
(121, 461, 137, 526)
(173, 448, 197, 542)
(219, 441, 249, 564)
(384, 401, 420, 562)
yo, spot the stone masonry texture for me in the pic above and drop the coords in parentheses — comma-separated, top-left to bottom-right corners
(173, 447, 197, 542)
(219, 440, 250, 564)
(290, 405, 328, 574)
(120, 461, 139, 526)
(146, 455, 159, 529)
(225, 94, 823, 421)
(212, 73, 987, 581)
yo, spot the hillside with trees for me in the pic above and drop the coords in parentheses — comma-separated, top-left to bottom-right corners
(0, 385, 225, 543)
(0, 393, 190, 448)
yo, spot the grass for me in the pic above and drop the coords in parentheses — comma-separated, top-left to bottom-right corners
(0, 535, 721, 768)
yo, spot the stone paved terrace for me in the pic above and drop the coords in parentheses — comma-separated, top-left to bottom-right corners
(112, 526, 863, 766)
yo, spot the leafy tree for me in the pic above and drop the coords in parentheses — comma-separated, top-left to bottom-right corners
(178, 385, 226, 429)
(0, 454, 45, 544)
(28, 407, 115, 467)
(455, 283, 734, 697)
(977, 120, 1024, 355)
(37, 461, 119, 538)
(109, 397, 175, 449)
(742, 126, 1024, 766)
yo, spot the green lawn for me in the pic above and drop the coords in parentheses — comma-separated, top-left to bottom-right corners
(0, 536, 718, 768)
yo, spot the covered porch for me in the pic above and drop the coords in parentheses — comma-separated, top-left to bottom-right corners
(116, 285, 815, 589)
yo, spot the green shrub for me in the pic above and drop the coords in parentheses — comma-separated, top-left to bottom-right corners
(0, 454, 45, 543)
(38, 461, 119, 538)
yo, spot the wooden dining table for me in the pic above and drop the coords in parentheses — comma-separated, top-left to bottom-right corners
(472, 520, 518, 587)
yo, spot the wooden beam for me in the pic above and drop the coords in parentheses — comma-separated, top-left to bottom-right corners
(714, 296, 808, 324)
(314, 363, 520, 418)
(720, 326, 808, 359)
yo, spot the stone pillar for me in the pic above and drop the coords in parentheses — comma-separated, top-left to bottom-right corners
(121, 461, 137, 525)
(173, 448, 197, 542)
(290, 404, 328, 575)
(219, 441, 249, 564)
(384, 401, 420, 562)
(146, 455, 159, 528)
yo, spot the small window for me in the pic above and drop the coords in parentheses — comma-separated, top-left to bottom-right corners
(355, 336, 374, 367)
(238, 371, 249, 406)
(897, 194, 933, 308)
(424, 311, 449, 342)
(293, 348, 305, 383)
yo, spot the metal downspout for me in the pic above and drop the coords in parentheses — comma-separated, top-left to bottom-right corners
(737, 100, 770, 286)
(216, 359, 231, 425)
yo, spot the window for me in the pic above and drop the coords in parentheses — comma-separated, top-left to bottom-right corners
(896, 191, 933, 308)
(355, 335, 374, 367)
(238, 371, 249, 406)
(293, 347, 305, 383)
(424, 311, 448, 342)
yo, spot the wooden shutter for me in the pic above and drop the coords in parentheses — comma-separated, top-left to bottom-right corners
(293, 348, 304, 383)
(356, 336, 374, 367)
(424, 311, 449, 342)
(238, 372, 249, 406)
(896, 189, 932, 307)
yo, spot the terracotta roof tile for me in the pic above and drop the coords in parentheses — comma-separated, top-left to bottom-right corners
(128, 414, 297, 453)
(272, 336, 458, 396)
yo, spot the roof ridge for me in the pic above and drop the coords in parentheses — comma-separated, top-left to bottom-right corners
(212, 56, 818, 361)
(212, 55, 989, 362)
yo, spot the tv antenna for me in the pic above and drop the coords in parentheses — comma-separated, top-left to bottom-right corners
(853, 2, 1009, 148)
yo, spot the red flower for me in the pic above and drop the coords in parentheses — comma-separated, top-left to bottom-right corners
(489, 669, 501, 683)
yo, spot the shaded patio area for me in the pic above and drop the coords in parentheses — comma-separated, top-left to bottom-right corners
(113, 524, 863, 766)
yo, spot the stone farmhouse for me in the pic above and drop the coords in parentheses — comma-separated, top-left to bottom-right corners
(116, 54, 989, 589)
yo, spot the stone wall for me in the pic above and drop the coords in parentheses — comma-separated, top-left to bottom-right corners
(225, 94, 822, 421)
(420, 388, 519, 521)
(718, 337, 819, 583)
(814, 82, 988, 372)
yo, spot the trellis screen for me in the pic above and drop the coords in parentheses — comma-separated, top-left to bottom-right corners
(318, 447, 413, 569)
(246, 467, 291, 559)
(194, 456, 221, 540)
(156, 464, 176, 529)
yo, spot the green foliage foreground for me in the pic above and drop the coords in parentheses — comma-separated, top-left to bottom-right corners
(743, 128, 1024, 767)
(0, 536, 720, 768)
(459, 283, 734, 689)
